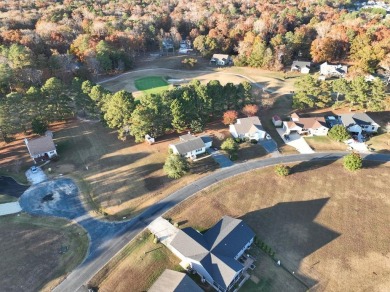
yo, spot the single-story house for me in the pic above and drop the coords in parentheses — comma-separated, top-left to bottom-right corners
(290, 61, 311, 74)
(339, 113, 380, 134)
(272, 115, 283, 127)
(149, 269, 203, 292)
(24, 134, 57, 163)
(168, 216, 255, 292)
(210, 54, 232, 66)
(283, 113, 329, 136)
(169, 133, 212, 159)
(319, 62, 348, 79)
(230, 116, 268, 141)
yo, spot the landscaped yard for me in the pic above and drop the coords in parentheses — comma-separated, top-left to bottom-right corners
(165, 160, 390, 292)
(134, 76, 170, 95)
(0, 213, 88, 291)
(89, 231, 181, 292)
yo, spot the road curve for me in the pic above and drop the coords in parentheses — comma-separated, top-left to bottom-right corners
(54, 152, 390, 292)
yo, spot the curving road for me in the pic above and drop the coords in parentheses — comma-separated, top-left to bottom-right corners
(52, 152, 390, 292)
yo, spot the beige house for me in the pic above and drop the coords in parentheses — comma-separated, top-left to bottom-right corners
(229, 116, 268, 141)
(283, 113, 329, 136)
(169, 133, 212, 159)
(24, 134, 57, 163)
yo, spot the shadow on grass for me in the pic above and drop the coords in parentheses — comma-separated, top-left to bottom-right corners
(289, 159, 337, 174)
(242, 197, 340, 290)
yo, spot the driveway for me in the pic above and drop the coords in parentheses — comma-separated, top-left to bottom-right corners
(25, 167, 47, 185)
(207, 148, 233, 168)
(346, 139, 370, 153)
(276, 128, 314, 154)
(0, 202, 22, 216)
(258, 139, 278, 153)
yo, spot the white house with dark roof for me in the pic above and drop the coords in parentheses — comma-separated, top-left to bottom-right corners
(291, 61, 311, 74)
(210, 54, 232, 66)
(339, 113, 380, 134)
(166, 216, 255, 292)
(229, 116, 268, 141)
(283, 113, 329, 136)
(169, 133, 212, 159)
(319, 62, 348, 79)
(24, 134, 57, 163)
(149, 269, 203, 292)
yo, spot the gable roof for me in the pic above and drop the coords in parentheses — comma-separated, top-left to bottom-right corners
(286, 117, 327, 130)
(149, 269, 203, 292)
(170, 216, 255, 290)
(211, 54, 230, 60)
(291, 61, 311, 69)
(25, 135, 56, 156)
(320, 62, 348, 75)
(231, 117, 264, 135)
(339, 113, 378, 127)
(172, 137, 205, 155)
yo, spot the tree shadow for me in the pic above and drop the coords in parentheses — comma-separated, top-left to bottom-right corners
(290, 158, 338, 174)
(242, 197, 340, 289)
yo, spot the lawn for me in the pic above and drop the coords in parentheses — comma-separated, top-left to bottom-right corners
(166, 160, 390, 292)
(134, 76, 170, 95)
(304, 135, 347, 151)
(0, 194, 18, 203)
(367, 132, 390, 153)
(89, 231, 181, 292)
(0, 213, 88, 291)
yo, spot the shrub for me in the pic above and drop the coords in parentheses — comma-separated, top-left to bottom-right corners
(250, 139, 257, 144)
(274, 164, 290, 176)
(343, 152, 363, 171)
(221, 137, 238, 159)
(163, 153, 189, 179)
(153, 237, 159, 244)
(328, 125, 350, 142)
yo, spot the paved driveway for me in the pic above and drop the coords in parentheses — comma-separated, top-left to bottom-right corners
(25, 167, 47, 185)
(207, 148, 233, 167)
(258, 139, 278, 153)
(0, 202, 22, 216)
(276, 129, 314, 154)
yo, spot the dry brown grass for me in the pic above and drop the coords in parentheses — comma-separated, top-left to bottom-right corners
(304, 136, 347, 152)
(166, 161, 390, 292)
(89, 231, 181, 292)
(368, 133, 390, 153)
(0, 213, 88, 291)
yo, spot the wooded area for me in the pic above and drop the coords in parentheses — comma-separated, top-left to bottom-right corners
(1, 0, 389, 140)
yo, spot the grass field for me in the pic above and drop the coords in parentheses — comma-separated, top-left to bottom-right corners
(304, 136, 347, 151)
(367, 132, 390, 153)
(0, 213, 88, 291)
(134, 76, 170, 95)
(89, 231, 181, 292)
(165, 160, 390, 292)
(0, 194, 18, 203)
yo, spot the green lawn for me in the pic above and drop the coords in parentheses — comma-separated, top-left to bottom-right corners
(134, 76, 170, 95)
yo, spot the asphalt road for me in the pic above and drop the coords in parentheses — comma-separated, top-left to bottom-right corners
(53, 152, 390, 292)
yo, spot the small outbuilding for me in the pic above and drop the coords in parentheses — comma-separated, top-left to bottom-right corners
(291, 61, 311, 74)
(210, 54, 232, 66)
(272, 115, 283, 127)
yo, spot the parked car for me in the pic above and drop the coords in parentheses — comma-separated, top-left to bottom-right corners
(30, 166, 38, 173)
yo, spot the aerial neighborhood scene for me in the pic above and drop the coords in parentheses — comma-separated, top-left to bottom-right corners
(1, 0, 390, 291)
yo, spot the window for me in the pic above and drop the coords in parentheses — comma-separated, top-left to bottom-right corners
(196, 148, 203, 153)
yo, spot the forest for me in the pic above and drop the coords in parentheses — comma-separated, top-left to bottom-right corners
(0, 0, 389, 140)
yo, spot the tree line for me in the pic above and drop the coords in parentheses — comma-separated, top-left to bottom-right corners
(293, 75, 388, 111)
(0, 78, 253, 142)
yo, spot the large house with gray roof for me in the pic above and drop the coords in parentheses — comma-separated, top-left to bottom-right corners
(169, 133, 212, 159)
(229, 116, 268, 141)
(167, 216, 255, 292)
(339, 113, 379, 134)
